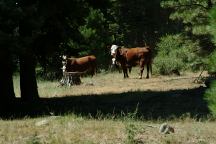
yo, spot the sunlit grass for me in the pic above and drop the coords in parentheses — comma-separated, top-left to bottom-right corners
(13, 69, 205, 98)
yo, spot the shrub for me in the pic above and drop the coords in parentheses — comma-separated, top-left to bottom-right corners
(204, 80, 216, 117)
(206, 50, 216, 74)
(154, 34, 200, 75)
(203, 6, 216, 118)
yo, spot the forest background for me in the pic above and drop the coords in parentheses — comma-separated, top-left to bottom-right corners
(1, 0, 216, 114)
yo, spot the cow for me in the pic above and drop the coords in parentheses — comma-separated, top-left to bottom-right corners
(110, 45, 152, 79)
(62, 55, 97, 76)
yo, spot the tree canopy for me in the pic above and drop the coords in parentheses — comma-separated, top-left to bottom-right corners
(0, 0, 216, 103)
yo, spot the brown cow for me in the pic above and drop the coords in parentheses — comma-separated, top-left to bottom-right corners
(63, 55, 97, 76)
(111, 45, 152, 79)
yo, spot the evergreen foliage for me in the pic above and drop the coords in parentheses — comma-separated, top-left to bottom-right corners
(154, 34, 200, 74)
(209, 5, 216, 44)
(205, 80, 216, 117)
(207, 5, 216, 73)
(161, 0, 216, 53)
(157, 0, 216, 75)
(1, 0, 216, 102)
(161, 0, 214, 36)
(205, 6, 216, 117)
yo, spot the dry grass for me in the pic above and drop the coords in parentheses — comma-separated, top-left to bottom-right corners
(130, 120, 216, 144)
(4, 70, 216, 144)
(14, 69, 207, 98)
(0, 115, 125, 144)
(1, 116, 216, 144)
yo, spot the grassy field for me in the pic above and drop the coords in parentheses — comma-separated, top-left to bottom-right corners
(1, 70, 216, 144)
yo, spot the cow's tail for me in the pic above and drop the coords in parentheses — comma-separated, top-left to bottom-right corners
(88, 56, 97, 77)
(92, 59, 97, 77)
(149, 61, 152, 76)
(146, 60, 152, 78)
(150, 54, 153, 77)
(94, 63, 97, 76)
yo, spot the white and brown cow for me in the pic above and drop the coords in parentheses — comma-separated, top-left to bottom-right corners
(110, 45, 152, 79)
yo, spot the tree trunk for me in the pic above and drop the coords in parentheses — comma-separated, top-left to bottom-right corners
(19, 3, 40, 102)
(20, 54, 39, 101)
(208, 0, 213, 9)
(0, 51, 15, 103)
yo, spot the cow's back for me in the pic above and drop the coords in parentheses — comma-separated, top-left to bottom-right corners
(75, 55, 96, 65)
(66, 55, 96, 75)
(125, 47, 151, 64)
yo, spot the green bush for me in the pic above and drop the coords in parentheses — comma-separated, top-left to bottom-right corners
(204, 6, 216, 118)
(154, 34, 200, 75)
(204, 80, 216, 117)
(207, 50, 216, 74)
(153, 56, 183, 75)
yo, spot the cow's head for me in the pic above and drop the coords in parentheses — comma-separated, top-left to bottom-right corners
(61, 55, 67, 64)
(110, 45, 118, 57)
(110, 44, 118, 65)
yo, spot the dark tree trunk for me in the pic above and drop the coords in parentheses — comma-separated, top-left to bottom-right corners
(208, 0, 213, 9)
(18, 2, 40, 102)
(20, 54, 39, 101)
(0, 51, 15, 103)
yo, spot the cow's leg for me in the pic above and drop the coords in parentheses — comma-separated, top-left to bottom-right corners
(139, 67, 144, 79)
(93, 68, 96, 76)
(139, 60, 145, 79)
(90, 68, 94, 77)
(125, 67, 130, 78)
(128, 66, 132, 73)
(89, 63, 96, 77)
(126, 68, 129, 78)
(92, 64, 97, 76)
(117, 64, 122, 73)
(122, 66, 128, 78)
(146, 63, 150, 79)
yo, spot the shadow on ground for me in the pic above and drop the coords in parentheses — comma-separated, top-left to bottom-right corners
(0, 86, 210, 120)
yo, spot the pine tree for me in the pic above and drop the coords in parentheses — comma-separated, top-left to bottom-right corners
(161, 0, 215, 53)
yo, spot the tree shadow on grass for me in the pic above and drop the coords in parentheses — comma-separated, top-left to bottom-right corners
(0, 86, 210, 120)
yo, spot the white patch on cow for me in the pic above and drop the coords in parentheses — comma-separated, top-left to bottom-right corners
(112, 58, 116, 65)
(62, 61, 66, 65)
(62, 65, 66, 73)
(62, 55, 67, 60)
(61, 55, 67, 73)
(110, 44, 118, 56)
